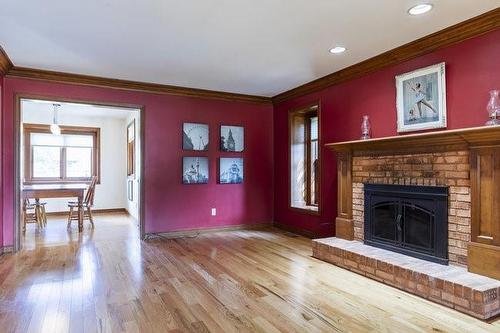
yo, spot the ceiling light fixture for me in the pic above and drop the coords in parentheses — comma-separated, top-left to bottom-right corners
(329, 46, 346, 54)
(408, 3, 433, 15)
(50, 103, 61, 135)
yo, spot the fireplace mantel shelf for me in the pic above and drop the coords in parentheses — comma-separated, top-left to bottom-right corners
(326, 125, 500, 156)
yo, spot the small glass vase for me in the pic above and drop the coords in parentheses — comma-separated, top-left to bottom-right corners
(485, 89, 500, 126)
(361, 115, 371, 140)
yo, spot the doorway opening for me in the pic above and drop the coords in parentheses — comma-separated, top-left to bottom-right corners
(14, 96, 144, 251)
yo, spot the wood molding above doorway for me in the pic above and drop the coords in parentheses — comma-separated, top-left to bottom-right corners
(6, 66, 272, 105)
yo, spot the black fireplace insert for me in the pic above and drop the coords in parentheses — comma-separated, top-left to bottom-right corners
(364, 184, 448, 265)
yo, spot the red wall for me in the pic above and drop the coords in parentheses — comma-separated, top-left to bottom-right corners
(1, 78, 273, 246)
(0, 75, 3, 248)
(273, 30, 500, 237)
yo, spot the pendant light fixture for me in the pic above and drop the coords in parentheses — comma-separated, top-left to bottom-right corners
(50, 103, 61, 135)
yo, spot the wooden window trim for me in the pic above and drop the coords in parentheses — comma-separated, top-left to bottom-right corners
(304, 112, 319, 207)
(288, 103, 321, 215)
(23, 123, 101, 184)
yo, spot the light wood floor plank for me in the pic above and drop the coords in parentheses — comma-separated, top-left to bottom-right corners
(0, 214, 498, 332)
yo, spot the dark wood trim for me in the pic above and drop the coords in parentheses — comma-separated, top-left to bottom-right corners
(272, 8, 500, 104)
(470, 146, 500, 247)
(336, 152, 353, 240)
(468, 242, 500, 280)
(272, 222, 315, 239)
(288, 102, 322, 215)
(0, 45, 13, 75)
(152, 222, 272, 239)
(6, 66, 272, 104)
(326, 125, 500, 156)
(22, 123, 101, 184)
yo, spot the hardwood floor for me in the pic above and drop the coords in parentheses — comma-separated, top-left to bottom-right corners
(0, 214, 499, 332)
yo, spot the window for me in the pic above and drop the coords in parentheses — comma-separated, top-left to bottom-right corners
(289, 104, 320, 212)
(23, 124, 100, 184)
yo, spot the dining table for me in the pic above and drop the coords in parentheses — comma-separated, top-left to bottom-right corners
(22, 183, 88, 232)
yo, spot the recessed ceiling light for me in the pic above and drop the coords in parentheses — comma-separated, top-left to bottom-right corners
(408, 3, 433, 15)
(329, 46, 346, 54)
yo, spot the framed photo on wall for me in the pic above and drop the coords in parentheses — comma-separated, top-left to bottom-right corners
(219, 158, 244, 184)
(183, 123, 209, 151)
(220, 125, 244, 152)
(182, 157, 209, 184)
(396, 62, 447, 133)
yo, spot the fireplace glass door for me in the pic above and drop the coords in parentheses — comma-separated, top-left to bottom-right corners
(364, 184, 448, 264)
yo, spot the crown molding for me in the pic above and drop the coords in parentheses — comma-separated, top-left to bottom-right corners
(272, 8, 500, 104)
(3, 8, 498, 104)
(0, 46, 13, 75)
(5, 66, 272, 104)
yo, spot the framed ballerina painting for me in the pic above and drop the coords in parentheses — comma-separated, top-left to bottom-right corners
(395, 62, 447, 133)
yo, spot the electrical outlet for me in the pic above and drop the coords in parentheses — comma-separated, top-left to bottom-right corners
(211, 208, 216, 216)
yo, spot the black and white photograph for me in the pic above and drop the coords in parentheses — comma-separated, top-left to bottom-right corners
(220, 125, 244, 152)
(219, 158, 244, 184)
(396, 62, 447, 132)
(182, 157, 209, 184)
(183, 122, 209, 151)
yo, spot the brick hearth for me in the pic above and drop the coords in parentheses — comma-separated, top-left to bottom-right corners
(312, 238, 500, 320)
(351, 151, 471, 266)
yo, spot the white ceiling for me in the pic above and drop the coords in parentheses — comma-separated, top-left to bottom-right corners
(1, 1, 498, 97)
(21, 99, 138, 120)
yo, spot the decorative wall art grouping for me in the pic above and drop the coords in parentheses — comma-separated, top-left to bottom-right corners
(182, 123, 245, 184)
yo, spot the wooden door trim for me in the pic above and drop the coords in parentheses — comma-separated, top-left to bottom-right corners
(13, 94, 147, 251)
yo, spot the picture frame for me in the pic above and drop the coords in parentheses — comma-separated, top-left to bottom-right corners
(395, 62, 447, 133)
(220, 125, 244, 152)
(183, 123, 209, 151)
(219, 158, 244, 184)
(182, 157, 209, 184)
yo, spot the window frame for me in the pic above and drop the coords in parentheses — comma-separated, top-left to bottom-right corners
(288, 103, 321, 215)
(23, 123, 101, 184)
(304, 112, 319, 207)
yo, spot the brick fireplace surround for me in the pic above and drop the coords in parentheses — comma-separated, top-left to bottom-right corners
(313, 126, 500, 320)
(351, 151, 471, 266)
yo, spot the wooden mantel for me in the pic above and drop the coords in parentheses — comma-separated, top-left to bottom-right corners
(326, 125, 500, 279)
(326, 125, 500, 155)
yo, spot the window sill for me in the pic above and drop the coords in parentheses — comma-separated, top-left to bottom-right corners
(24, 179, 99, 185)
(289, 205, 320, 216)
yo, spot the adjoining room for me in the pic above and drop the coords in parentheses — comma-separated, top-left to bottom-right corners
(18, 98, 142, 249)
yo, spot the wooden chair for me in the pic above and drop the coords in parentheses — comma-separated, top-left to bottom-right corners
(23, 199, 43, 232)
(35, 200, 48, 226)
(67, 177, 97, 229)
